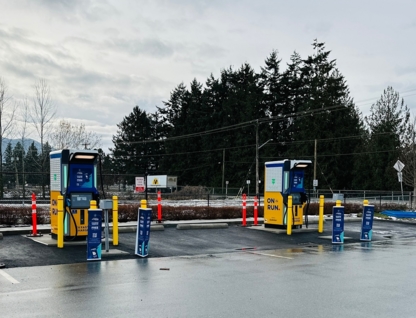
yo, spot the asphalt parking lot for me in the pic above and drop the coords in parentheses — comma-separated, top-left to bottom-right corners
(2, 218, 416, 268)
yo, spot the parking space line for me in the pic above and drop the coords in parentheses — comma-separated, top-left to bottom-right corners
(0, 269, 20, 284)
(245, 251, 294, 259)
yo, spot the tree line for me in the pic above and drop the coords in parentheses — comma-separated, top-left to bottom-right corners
(111, 40, 415, 195)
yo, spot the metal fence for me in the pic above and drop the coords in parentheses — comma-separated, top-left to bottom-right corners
(0, 184, 414, 210)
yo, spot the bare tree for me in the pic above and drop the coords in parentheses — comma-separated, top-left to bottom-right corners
(0, 77, 17, 199)
(17, 98, 31, 198)
(31, 79, 56, 151)
(30, 79, 57, 198)
(49, 119, 102, 150)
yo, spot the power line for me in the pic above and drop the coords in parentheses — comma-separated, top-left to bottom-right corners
(354, 88, 416, 108)
(111, 131, 396, 160)
(116, 104, 346, 146)
(261, 148, 400, 160)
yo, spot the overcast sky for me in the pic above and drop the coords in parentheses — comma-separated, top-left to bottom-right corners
(1, 0, 415, 152)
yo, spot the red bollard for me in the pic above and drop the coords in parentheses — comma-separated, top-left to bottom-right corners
(28, 193, 42, 237)
(157, 190, 162, 223)
(242, 193, 247, 227)
(254, 195, 258, 226)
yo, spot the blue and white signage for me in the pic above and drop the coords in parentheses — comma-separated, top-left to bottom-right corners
(332, 206, 344, 244)
(87, 209, 102, 261)
(135, 208, 152, 257)
(360, 205, 375, 241)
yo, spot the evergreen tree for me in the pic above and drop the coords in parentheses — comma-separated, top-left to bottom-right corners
(260, 50, 284, 156)
(286, 40, 362, 189)
(40, 142, 52, 195)
(279, 51, 305, 154)
(157, 83, 189, 181)
(96, 148, 115, 192)
(12, 142, 25, 187)
(25, 141, 40, 185)
(111, 106, 160, 185)
(401, 116, 416, 203)
(365, 86, 410, 190)
(198, 64, 266, 191)
(3, 142, 13, 187)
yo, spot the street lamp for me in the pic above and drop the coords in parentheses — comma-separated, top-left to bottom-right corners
(145, 163, 156, 202)
(256, 138, 273, 197)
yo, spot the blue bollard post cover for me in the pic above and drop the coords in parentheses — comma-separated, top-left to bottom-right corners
(360, 205, 375, 241)
(332, 206, 344, 244)
(135, 208, 152, 257)
(87, 209, 102, 261)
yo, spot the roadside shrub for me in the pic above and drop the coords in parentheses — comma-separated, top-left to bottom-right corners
(0, 200, 411, 226)
(0, 206, 49, 226)
(114, 204, 264, 222)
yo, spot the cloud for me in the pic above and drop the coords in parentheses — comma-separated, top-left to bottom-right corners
(304, 21, 333, 37)
(106, 37, 174, 58)
(2, 0, 416, 150)
(36, 0, 119, 23)
(395, 66, 416, 76)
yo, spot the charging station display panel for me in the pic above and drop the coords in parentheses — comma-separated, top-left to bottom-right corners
(71, 193, 93, 209)
(69, 164, 94, 189)
(291, 170, 305, 192)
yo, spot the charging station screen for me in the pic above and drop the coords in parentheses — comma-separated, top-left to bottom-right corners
(292, 170, 304, 190)
(70, 165, 93, 189)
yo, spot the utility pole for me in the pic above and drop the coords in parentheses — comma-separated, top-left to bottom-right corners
(314, 139, 317, 196)
(222, 149, 225, 194)
(255, 121, 259, 197)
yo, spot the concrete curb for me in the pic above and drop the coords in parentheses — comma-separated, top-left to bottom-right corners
(177, 223, 229, 230)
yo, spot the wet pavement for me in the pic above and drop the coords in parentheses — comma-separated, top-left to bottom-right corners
(1, 218, 416, 268)
(1, 219, 416, 317)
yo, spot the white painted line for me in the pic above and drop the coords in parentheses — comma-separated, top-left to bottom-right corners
(0, 269, 20, 284)
(246, 251, 294, 260)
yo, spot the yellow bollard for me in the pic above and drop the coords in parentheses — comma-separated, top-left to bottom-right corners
(287, 195, 292, 235)
(57, 195, 64, 248)
(363, 199, 369, 206)
(336, 200, 341, 207)
(112, 196, 119, 246)
(141, 199, 147, 209)
(318, 195, 324, 233)
(90, 200, 97, 210)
